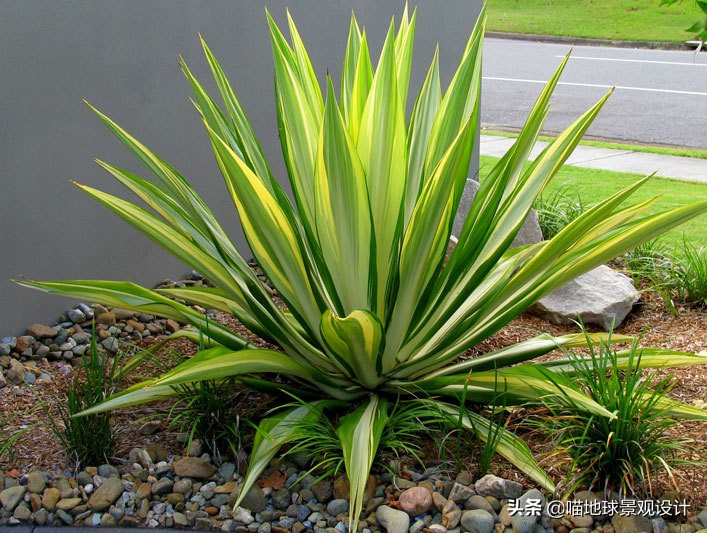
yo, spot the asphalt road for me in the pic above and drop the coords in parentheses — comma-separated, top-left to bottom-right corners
(481, 38, 707, 149)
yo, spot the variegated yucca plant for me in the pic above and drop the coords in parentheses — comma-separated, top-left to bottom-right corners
(18, 6, 707, 528)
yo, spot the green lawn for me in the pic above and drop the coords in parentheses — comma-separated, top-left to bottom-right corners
(479, 155, 707, 251)
(486, 0, 698, 43)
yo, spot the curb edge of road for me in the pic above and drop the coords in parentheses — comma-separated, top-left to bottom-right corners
(486, 31, 700, 51)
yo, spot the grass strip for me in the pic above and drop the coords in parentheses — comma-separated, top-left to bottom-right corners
(486, 0, 698, 43)
(480, 155, 707, 250)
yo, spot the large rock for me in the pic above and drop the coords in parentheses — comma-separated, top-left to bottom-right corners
(451, 179, 544, 250)
(510, 489, 545, 533)
(612, 513, 652, 533)
(530, 265, 640, 330)
(5, 359, 26, 385)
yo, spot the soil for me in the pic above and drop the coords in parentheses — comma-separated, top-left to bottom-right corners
(1, 287, 705, 509)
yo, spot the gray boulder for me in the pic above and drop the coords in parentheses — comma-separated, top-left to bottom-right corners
(529, 265, 640, 330)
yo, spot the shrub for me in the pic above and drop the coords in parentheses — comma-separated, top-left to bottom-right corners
(623, 239, 707, 309)
(166, 377, 250, 462)
(38, 332, 124, 467)
(623, 239, 674, 284)
(17, 6, 707, 527)
(670, 240, 707, 307)
(535, 187, 587, 239)
(536, 333, 698, 496)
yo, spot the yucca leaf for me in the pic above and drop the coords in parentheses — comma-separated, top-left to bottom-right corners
(647, 395, 707, 420)
(542, 348, 707, 374)
(425, 52, 570, 333)
(423, 8, 484, 177)
(267, 10, 323, 234)
(405, 47, 441, 223)
(235, 402, 333, 510)
(147, 347, 319, 389)
(383, 116, 476, 372)
(433, 401, 555, 490)
(417, 365, 616, 419)
(286, 10, 325, 113)
(357, 19, 407, 319)
(206, 124, 324, 335)
(320, 310, 383, 389)
(337, 395, 389, 533)
(74, 384, 179, 416)
(340, 15, 363, 125)
(426, 332, 635, 379)
(394, 4, 416, 110)
(347, 32, 373, 144)
(314, 79, 373, 314)
(87, 103, 217, 232)
(155, 285, 264, 336)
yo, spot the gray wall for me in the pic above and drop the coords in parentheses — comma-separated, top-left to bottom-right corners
(1, 0, 482, 336)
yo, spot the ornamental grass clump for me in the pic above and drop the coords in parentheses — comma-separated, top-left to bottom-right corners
(17, 6, 707, 528)
(536, 333, 699, 496)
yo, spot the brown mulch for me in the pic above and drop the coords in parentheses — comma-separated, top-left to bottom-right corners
(1, 288, 705, 508)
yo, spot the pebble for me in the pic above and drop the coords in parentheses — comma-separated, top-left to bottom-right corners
(0, 485, 26, 511)
(87, 477, 124, 512)
(400, 486, 433, 516)
(449, 482, 476, 503)
(461, 509, 495, 533)
(376, 505, 410, 533)
(25, 471, 46, 494)
(511, 489, 545, 533)
(233, 506, 255, 525)
(173, 457, 217, 479)
(152, 477, 174, 495)
(326, 498, 349, 516)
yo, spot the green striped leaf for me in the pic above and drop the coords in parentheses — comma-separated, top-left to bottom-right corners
(320, 310, 383, 389)
(314, 79, 373, 314)
(357, 20, 407, 319)
(235, 402, 332, 510)
(337, 396, 389, 533)
(206, 125, 323, 335)
(433, 401, 554, 490)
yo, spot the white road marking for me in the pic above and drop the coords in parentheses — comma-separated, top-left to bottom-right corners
(483, 76, 707, 97)
(555, 55, 707, 67)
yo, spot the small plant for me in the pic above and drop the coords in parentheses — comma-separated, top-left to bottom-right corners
(534, 187, 587, 239)
(287, 396, 432, 476)
(536, 333, 697, 496)
(669, 240, 707, 307)
(623, 239, 707, 309)
(0, 413, 34, 464)
(38, 331, 124, 467)
(167, 377, 249, 462)
(440, 371, 507, 476)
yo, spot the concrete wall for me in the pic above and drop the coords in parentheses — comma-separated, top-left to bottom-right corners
(1, 0, 482, 336)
